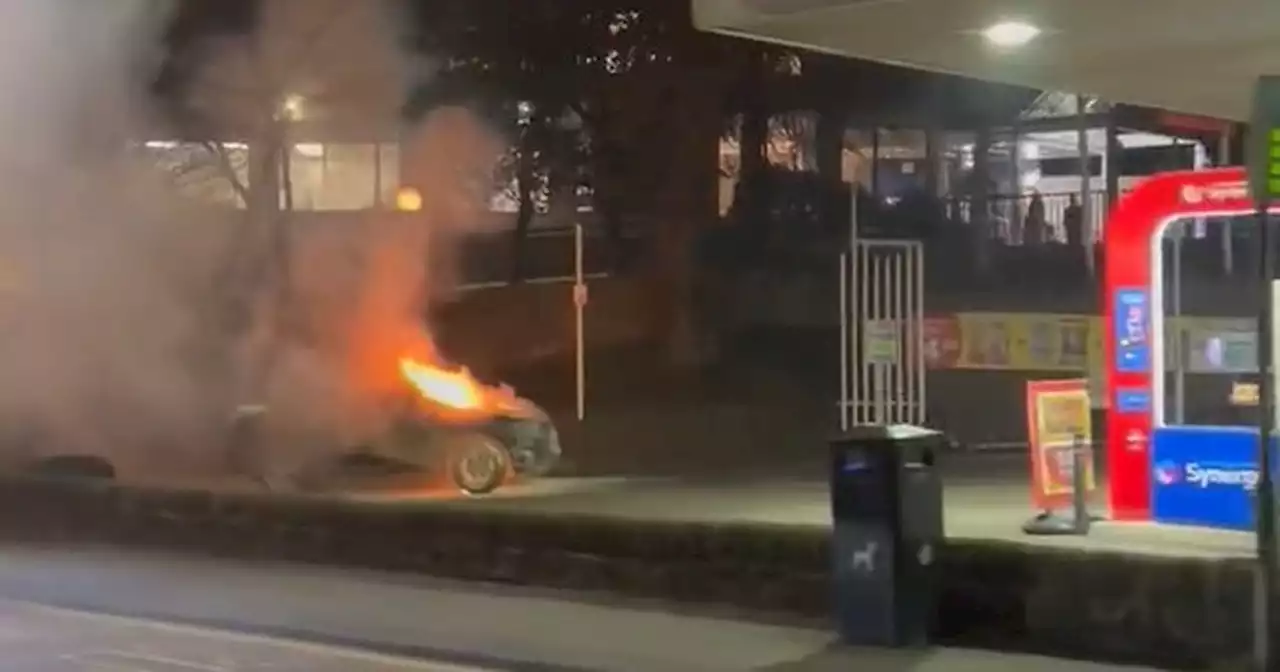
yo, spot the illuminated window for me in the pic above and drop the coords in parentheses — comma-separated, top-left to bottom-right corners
(281, 142, 401, 211)
(876, 129, 927, 198)
(287, 143, 378, 211)
(144, 140, 403, 213)
(842, 130, 874, 188)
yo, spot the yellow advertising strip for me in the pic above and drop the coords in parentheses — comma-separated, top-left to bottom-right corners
(953, 313, 1099, 372)
(927, 312, 1256, 375)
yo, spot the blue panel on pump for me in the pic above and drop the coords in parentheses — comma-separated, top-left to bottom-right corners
(1150, 425, 1277, 531)
(1113, 289, 1150, 373)
(1115, 388, 1151, 414)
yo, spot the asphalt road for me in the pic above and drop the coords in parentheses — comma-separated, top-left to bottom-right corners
(0, 599, 487, 671)
(0, 545, 1164, 671)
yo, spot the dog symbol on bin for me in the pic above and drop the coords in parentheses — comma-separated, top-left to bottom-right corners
(851, 542, 878, 574)
(918, 543, 933, 566)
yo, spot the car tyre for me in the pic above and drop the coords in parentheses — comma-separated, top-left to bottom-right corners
(445, 432, 510, 496)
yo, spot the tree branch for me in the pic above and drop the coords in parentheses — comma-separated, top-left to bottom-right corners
(201, 141, 251, 204)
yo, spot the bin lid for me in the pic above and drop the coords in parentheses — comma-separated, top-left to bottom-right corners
(833, 424, 942, 442)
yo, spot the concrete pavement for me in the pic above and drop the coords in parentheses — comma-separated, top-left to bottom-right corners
(0, 544, 1166, 671)
(362, 474, 1254, 559)
(0, 599, 488, 671)
(145, 452, 1256, 558)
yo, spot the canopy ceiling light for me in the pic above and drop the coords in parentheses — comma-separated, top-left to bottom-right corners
(981, 20, 1040, 48)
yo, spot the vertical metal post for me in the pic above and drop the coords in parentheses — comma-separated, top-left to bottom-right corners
(850, 180, 860, 245)
(1071, 433, 1091, 535)
(1104, 112, 1121, 217)
(850, 189, 861, 426)
(1172, 223, 1186, 424)
(891, 251, 905, 424)
(839, 252, 850, 432)
(1255, 199, 1275, 672)
(914, 244, 926, 426)
(858, 243, 870, 426)
(573, 223, 586, 421)
(1010, 127, 1022, 232)
(871, 253, 884, 425)
(1076, 93, 1093, 274)
(1221, 130, 1236, 274)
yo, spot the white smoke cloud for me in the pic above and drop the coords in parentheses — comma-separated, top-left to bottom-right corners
(0, 0, 235, 473)
(0, 0, 508, 479)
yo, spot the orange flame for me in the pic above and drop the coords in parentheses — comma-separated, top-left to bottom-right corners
(398, 356, 488, 411)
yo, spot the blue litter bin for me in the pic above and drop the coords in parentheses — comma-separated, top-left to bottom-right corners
(830, 424, 945, 647)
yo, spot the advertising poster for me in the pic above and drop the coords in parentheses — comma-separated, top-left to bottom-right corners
(1053, 316, 1093, 370)
(1025, 378, 1096, 511)
(954, 313, 1103, 372)
(957, 313, 1014, 368)
(921, 316, 961, 368)
(1023, 317, 1059, 366)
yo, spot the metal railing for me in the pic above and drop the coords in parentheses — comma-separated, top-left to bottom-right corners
(838, 240, 927, 430)
(945, 190, 1110, 246)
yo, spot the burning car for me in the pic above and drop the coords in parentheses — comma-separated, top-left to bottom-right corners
(17, 360, 560, 495)
(365, 356, 561, 494)
(231, 356, 562, 496)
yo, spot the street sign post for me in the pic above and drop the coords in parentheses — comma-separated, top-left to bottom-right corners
(1247, 74, 1280, 672)
(573, 223, 587, 421)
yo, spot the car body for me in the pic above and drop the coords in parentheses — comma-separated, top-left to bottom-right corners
(360, 393, 562, 494)
(230, 389, 562, 496)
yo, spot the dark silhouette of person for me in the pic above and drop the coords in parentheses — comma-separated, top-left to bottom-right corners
(1064, 194, 1084, 249)
(1025, 191, 1047, 245)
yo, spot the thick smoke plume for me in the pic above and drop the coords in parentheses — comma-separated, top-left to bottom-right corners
(0, 0, 506, 479)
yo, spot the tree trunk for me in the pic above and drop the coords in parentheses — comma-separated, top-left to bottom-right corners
(237, 125, 288, 406)
(586, 115, 630, 273)
(815, 108, 846, 239)
(737, 79, 769, 228)
(815, 109, 844, 179)
(645, 69, 724, 367)
(583, 40, 729, 368)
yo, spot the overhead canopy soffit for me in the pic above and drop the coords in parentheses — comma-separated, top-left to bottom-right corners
(693, 0, 1280, 122)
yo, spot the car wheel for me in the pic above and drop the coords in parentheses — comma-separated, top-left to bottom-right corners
(446, 433, 510, 496)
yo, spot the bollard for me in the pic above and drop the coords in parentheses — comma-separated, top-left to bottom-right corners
(1071, 433, 1091, 535)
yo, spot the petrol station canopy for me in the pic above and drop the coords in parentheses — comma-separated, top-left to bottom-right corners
(692, 0, 1280, 122)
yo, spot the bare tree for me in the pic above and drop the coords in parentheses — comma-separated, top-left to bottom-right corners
(170, 0, 409, 402)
